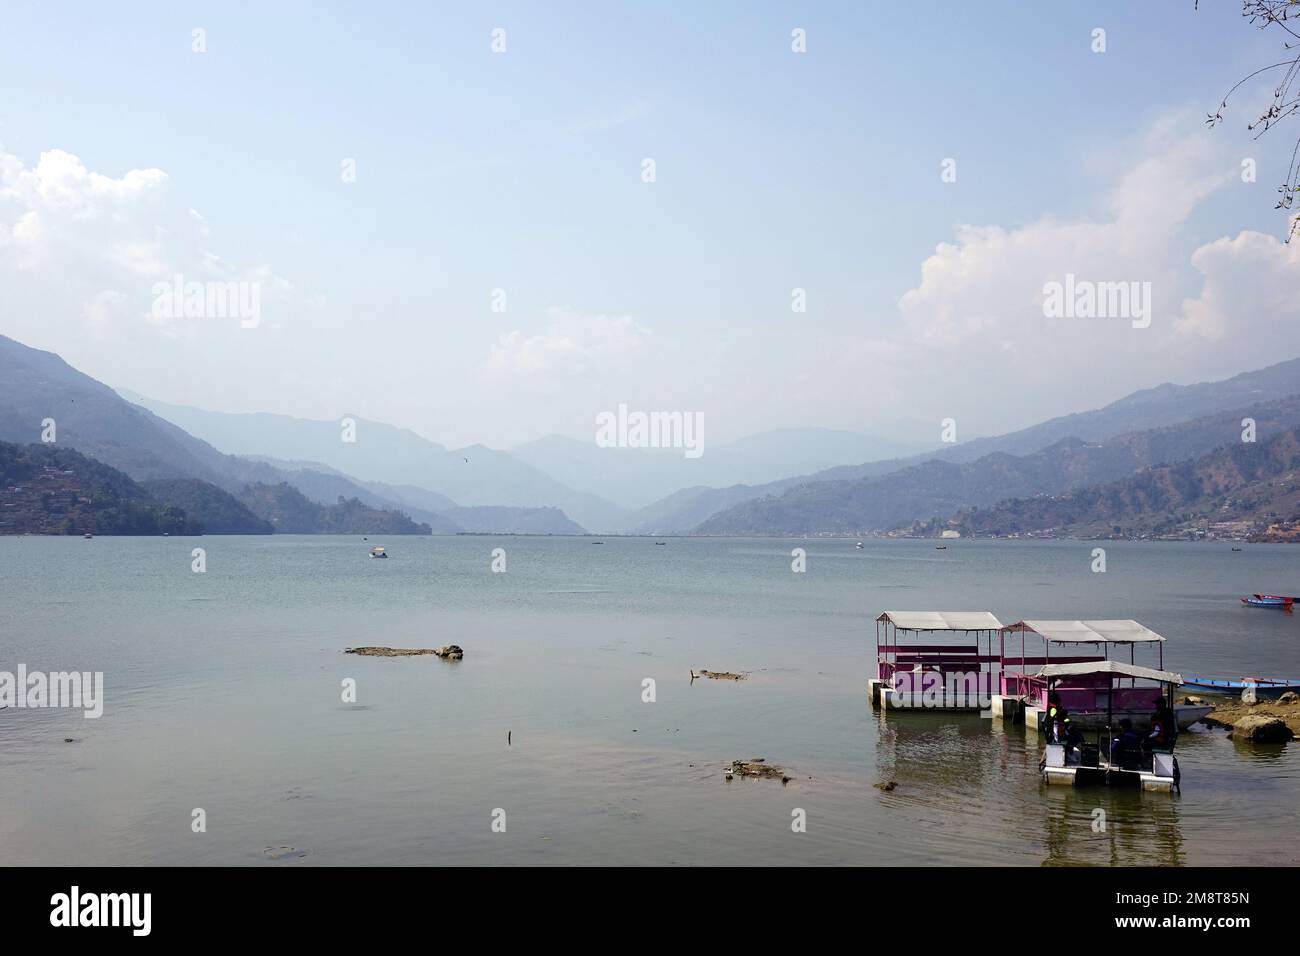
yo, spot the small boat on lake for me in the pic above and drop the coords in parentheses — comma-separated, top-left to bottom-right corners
(999, 620, 1211, 731)
(1242, 595, 1292, 608)
(1037, 661, 1182, 793)
(1184, 675, 1300, 699)
(83, 532, 93, 539)
(369, 546, 387, 559)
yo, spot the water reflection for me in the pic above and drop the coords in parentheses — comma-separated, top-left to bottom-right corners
(875, 708, 1186, 866)
(1039, 785, 1185, 867)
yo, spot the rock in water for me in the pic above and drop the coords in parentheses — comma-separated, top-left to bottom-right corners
(344, 646, 439, 657)
(1278, 691, 1299, 704)
(726, 759, 787, 781)
(344, 646, 463, 660)
(1232, 715, 1294, 743)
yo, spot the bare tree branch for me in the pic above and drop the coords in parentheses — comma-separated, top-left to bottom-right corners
(1205, 1, 1300, 240)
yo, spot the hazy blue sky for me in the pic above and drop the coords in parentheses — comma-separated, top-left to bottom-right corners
(2, 1, 1298, 449)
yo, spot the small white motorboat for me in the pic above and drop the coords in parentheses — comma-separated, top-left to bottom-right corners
(369, 546, 387, 559)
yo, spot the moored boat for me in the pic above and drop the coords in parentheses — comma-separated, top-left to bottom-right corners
(998, 619, 1211, 731)
(1037, 660, 1182, 793)
(369, 546, 387, 559)
(1242, 596, 1292, 608)
(1184, 675, 1300, 699)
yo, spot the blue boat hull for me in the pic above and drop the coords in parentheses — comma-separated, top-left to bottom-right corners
(1184, 677, 1300, 699)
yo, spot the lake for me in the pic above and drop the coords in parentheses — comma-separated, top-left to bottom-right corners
(1, 535, 1297, 866)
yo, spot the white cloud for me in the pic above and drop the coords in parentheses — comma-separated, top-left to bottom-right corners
(1176, 229, 1300, 341)
(898, 114, 1233, 353)
(0, 145, 307, 335)
(879, 112, 1300, 433)
(0, 148, 168, 277)
(486, 307, 652, 377)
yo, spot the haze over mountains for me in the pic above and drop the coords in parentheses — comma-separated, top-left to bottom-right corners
(8, 332, 1300, 537)
(949, 426, 1300, 540)
(697, 396, 1300, 535)
(508, 429, 937, 508)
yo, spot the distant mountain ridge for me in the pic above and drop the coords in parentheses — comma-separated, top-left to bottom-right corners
(509, 428, 937, 509)
(0, 441, 203, 535)
(238, 481, 431, 534)
(947, 426, 1300, 539)
(118, 391, 624, 531)
(140, 478, 273, 534)
(12, 333, 1300, 537)
(666, 356, 1300, 533)
(696, 394, 1300, 535)
(0, 336, 432, 534)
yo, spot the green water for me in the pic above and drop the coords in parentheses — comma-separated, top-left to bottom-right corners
(0, 535, 1296, 865)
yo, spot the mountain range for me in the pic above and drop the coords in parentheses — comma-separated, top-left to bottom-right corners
(9, 332, 1300, 539)
(695, 395, 1300, 535)
(947, 426, 1300, 540)
(688, 359, 1300, 535)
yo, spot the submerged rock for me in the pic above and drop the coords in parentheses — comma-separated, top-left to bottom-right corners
(1232, 715, 1294, 743)
(344, 646, 439, 657)
(343, 645, 463, 660)
(725, 759, 789, 783)
(694, 669, 744, 681)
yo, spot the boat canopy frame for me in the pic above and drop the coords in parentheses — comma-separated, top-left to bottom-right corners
(999, 619, 1167, 701)
(874, 611, 1005, 686)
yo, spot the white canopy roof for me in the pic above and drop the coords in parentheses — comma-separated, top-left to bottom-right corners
(878, 611, 1003, 631)
(1002, 619, 1166, 644)
(1037, 660, 1182, 684)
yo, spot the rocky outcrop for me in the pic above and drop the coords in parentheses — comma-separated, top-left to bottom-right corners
(345, 646, 438, 657)
(724, 758, 789, 783)
(1232, 715, 1294, 743)
(344, 645, 463, 660)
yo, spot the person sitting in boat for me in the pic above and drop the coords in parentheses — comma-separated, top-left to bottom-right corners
(1044, 693, 1085, 762)
(1145, 698, 1176, 753)
(1111, 718, 1141, 767)
(1044, 693, 1067, 743)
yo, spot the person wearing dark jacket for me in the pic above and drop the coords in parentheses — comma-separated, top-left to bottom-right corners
(1147, 697, 1176, 752)
(1111, 718, 1140, 765)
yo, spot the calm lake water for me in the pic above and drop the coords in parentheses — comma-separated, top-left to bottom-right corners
(1, 535, 1298, 866)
